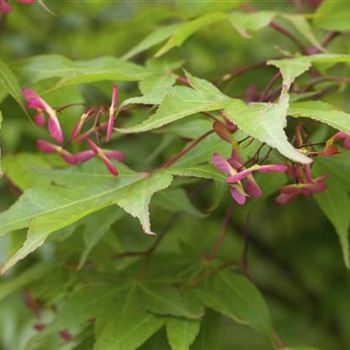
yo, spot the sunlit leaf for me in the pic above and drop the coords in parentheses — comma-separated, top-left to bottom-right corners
(16, 55, 151, 88)
(155, 13, 228, 57)
(289, 101, 350, 134)
(166, 317, 200, 350)
(123, 24, 181, 60)
(224, 96, 311, 164)
(0, 164, 173, 273)
(314, 0, 350, 31)
(118, 72, 230, 133)
(139, 284, 203, 319)
(229, 11, 275, 38)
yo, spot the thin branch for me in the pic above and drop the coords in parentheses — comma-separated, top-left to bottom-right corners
(136, 212, 181, 281)
(185, 260, 238, 288)
(217, 62, 267, 85)
(322, 31, 340, 47)
(113, 212, 181, 260)
(159, 130, 214, 169)
(229, 220, 348, 348)
(241, 215, 252, 280)
(55, 102, 87, 112)
(239, 2, 305, 52)
(146, 212, 181, 256)
(206, 205, 233, 261)
(259, 72, 282, 102)
(302, 76, 350, 92)
(269, 22, 306, 52)
(259, 147, 274, 164)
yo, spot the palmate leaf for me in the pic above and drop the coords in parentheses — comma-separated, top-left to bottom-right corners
(125, 10, 323, 59)
(224, 95, 311, 164)
(138, 329, 171, 350)
(139, 73, 177, 95)
(191, 310, 222, 350)
(121, 87, 174, 108)
(166, 164, 226, 182)
(224, 53, 350, 164)
(125, 11, 272, 59)
(117, 72, 230, 133)
(0, 162, 173, 274)
(2, 153, 65, 190)
(282, 15, 324, 52)
(0, 59, 26, 111)
(27, 285, 125, 349)
(0, 264, 52, 302)
(139, 284, 203, 319)
(166, 318, 201, 350)
(229, 11, 275, 38)
(120, 59, 350, 165)
(268, 57, 312, 89)
(289, 101, 350, 135)
(195, 271, 272, 337)
(78, 207, 124, 270)
(313, 0, 350, 31)
(94, 286, 164, 350)
(315, 153, 350, 190)
(15, 55, 151, 88)
(155, 13, 228, 57)
(269, 53, 350, 86)
(314, 161, 350, 268)
(122, 23, 181, 60)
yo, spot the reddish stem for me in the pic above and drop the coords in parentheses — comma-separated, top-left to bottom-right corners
(259, 72, 282, 102)
(206, 205, 233, 261)
(218, 62, 267, 85)
(269, 22, 306, 52)
(55, 103, 87, 112)
(160, 130, 214, 169)
(241, 215, 252, 280)
(322, 31, 340, 47)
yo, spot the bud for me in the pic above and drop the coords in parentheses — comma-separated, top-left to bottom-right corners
(213, 121, 232, 143)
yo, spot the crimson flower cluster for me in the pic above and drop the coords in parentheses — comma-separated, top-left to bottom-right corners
(24, 83, 350, 205)
(213, 150, 287, 205)
(212, 118, 350, 206)
(0, 0, 34, 13)
(23, 84, 124, 176)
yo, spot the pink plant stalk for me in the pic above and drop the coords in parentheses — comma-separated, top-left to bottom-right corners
(37, 140, 76, 164)
(74, 150, 96, 163)
(75, 123, 108, 144)
(276, 164, 327, 204)
(333, 131, 350, 150)
(106, 84, 119, 142)
(212, 150, 287, 205)
(70, 107, 96, 141)
(86, 138, 124, 176)
(23, 88, 64, 144)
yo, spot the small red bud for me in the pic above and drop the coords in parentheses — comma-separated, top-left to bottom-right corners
(213, 121, 232, 143)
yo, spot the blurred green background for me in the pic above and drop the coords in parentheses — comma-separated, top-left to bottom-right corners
(1, 1, 350, 349)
